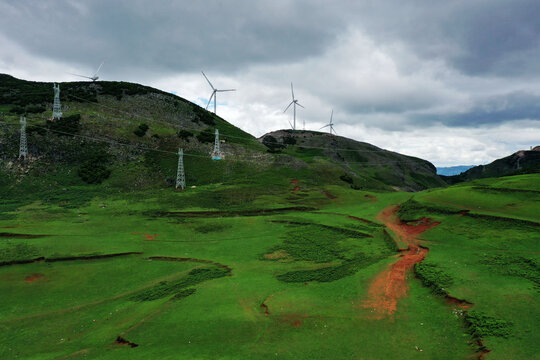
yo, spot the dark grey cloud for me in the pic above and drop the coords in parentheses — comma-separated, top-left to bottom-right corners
(0, 0, 342, 75)
(1, 0, 539, 165)
(415, 91, 540, 127)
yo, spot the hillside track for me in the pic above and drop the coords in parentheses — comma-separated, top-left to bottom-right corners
(359, 205, 439, 318)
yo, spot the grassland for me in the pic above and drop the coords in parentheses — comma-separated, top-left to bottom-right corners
(0, 173, 537, 359)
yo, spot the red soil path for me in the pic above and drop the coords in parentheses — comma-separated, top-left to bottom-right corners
(360, 206, 439, 317)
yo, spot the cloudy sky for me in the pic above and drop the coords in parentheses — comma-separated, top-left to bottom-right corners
(1, 0, 539, 166)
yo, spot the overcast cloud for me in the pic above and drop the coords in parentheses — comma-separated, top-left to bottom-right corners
(1, 0, 539, 166)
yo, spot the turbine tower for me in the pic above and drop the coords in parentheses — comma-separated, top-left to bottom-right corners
(320, 109, 337, 135)
(69, 60, 105, 81)
(52, 83, 62, 120)
(202, 71, 235, 115)
(283, 83, 304, 130)
(19, 115, 27, 160)
(176, 148, 185, 190)
(211, 129, 222, 160)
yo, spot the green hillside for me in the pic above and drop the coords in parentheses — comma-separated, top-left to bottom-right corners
(1, 74, 538, 360)
(442, 147, 540, 184)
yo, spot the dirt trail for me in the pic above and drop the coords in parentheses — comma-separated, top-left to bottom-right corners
(360, 206, 439, 317)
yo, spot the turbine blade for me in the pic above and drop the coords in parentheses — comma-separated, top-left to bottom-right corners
(330, 109, 333, 124)
(68, 73, 93, 79)
(320, 124, 330, 129)
(206, 92, 215, 110)
(296, 102, 305, 109)
(217, 89, 236, 92)
(283, 101, 294, 113)
(95, 60, 105, 76)
(288, 119, 294, 129)
(291, 82, 295, 100)
(201, 71, 215, 90)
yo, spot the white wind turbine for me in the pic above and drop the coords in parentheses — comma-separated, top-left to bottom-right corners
(202, 71, 236, 114)
(69, 60, 105, 81)
(283, 83, 304, 130)
(320, 109, 336, 135)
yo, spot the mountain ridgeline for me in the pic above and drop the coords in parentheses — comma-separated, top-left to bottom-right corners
(0, 74, 444, 198)
(442, 146, 540, 184)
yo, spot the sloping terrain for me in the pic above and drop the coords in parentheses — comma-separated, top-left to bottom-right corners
(442, 147, 540, 184)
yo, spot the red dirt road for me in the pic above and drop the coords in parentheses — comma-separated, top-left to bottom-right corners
(360, 206, 439, 317)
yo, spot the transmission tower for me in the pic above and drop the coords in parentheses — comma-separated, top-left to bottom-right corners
(52, 83, 62, 120)
(19, 116, 28, 160)
(212, 129, 222, 160)
(176, 148, 186, 190)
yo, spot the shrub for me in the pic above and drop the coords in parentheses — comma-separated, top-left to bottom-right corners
(9, 105, 26, 114)
(196, 128, 215, 143)
(178, 129, 194, 141)
(46, 114, 81, 136)
(78, 151, 111, 184)
(465, 311, 512, 338)
(134, 123, 149, 137)
(262, 135, 285, 153)
(283, 136, 297, 145)
(340, 174, 353, 184)
(25, 105, 46, 113)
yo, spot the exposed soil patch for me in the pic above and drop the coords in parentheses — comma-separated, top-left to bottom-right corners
(147, 256, 232, 275)
(364, 194, 377, 202)
(25, 273, 44, 283)
(446, 295, 473, 309)
(0, 232, 48, 239)
(292, 186, 300, 193)
(281, 314, 308, 327)
(359, 206, 439, 317)
(156, 206, 317, 218)
(260, 302, 270, 316)
(322, 190, 337, 199)
(142, 233, 159, 241)
(290, 179, 299, 185)
(114, 336, 138, 348)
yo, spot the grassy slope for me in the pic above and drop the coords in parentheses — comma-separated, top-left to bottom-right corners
(1, 182, 477, 360)
(400, 174, 540, 359)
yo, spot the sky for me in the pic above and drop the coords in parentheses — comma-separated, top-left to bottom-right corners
(1, 0, 539, 167)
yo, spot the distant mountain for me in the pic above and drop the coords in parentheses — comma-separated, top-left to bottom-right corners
(260, 130, 446, 191)
(0, 73, 445, 193)
(436, 165, 474, 176)
(441, 147, 540, 184)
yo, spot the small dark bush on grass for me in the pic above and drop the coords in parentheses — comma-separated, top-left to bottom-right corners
(171, 288, 196, 300)
(25, 105, 46, 114)
(465, 311, 512, 338)
(78, 151, 111, 184)
(415, 263, 453, 296)
(340, 174, 353, 184)
(134, 123, 149, 137)
(262, 135, 285, 153)
(46, 114, 81, 136)
(283, 136, 296, 145)
(196, 127, 215, 143)
(178, 129, 194, 141)
(130, 266, 229, 301)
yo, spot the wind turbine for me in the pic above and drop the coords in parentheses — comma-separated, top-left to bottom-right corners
(69, 60, 105, 81)
(202, 71, 235, 114)
(320, 109, 336, 135)
(283, 83, 304, 130)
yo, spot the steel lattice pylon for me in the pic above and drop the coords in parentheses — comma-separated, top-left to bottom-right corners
(19, 116, 27, 160)
(212, 129, 222, 160)
(52, 83, 62, 119)
(176, 148, 185, 190)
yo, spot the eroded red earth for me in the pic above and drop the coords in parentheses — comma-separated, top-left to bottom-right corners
(359, 206, 439, 317)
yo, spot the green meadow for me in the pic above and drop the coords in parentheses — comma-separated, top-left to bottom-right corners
(0, 174, 538, 359)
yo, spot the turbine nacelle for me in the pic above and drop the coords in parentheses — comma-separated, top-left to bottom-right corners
(202, 71, 235, 114)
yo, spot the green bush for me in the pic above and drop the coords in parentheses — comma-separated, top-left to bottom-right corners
(9, 105, 25, 114)
(465, 311, 512, 338)
(134, 123, 149, 137)
(340, 174, 353, 184)
(78, 151, 111, 184)
(25, 105, 46, 113)
(196, 128, 215, 143)
(415, 263, 453, 296)
(283, 136, 297, 145)
(262, 135, 284, 153)
(46, 114, 81, 136)
(178, 129, 194, 141)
